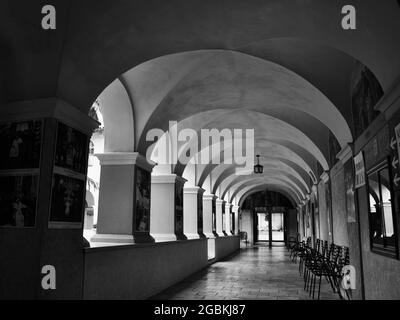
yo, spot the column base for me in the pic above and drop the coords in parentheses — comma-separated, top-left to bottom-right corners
(133, 232, 155, 243)
(185, 233, 201, 240)
(151, 233, 177, 242)
(204, 232, 216, 239)
(91, 234, 134, 244)
(176, 233, 188, 241)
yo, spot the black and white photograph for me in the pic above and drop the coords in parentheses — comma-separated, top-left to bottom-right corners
(0, 174, 38, 228)
(2, 0, 400, 311)
(197, 192, 203, 234)
(135, 166, 151, 232)
(175, 181, 184, 235)
(49, 173, 85, 228)
(0, 120, 42, 170)
(55, 122, 88, 174)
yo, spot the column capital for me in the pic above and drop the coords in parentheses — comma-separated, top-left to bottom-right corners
(184, 186, 205, 195)
(96, 152, 155, 171)
(336, 143, 353, 164)
(320, 171, 330, 183)
(151, 173, 187, 184)
(203, 193, 216, 201)
(216, 198, 226, 205)
(374, 77, 400, 116)
(1, 98, 99, 135)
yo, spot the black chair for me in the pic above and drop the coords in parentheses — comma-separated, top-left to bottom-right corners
(308, 244, 349, 299)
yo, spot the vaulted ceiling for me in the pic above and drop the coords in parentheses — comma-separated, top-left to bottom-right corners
(1, 0, 400, 205)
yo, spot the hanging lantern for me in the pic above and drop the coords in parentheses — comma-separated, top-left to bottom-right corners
(254, 154, 263, 174)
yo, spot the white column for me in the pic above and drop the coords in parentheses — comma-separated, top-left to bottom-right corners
(92, 152, 155, 244)
(232, 205, 240, 235)
(183, 186, 204, 239)
(215, 199, 225, 236)
(150, 174, 178, 242)
(225, 203, 232, 235)
(203, 193, 216, 238)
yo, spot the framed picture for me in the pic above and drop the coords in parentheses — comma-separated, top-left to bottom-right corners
(54, 122, 88, 174)
(222, 204, 226, 232)
(0, 120, 42, 170)
(135, 166, 151, 232)
(49, 173, 85, 228)
(175, 180, 184, 234)
(230, 209, 234, 234)
(212, 198, 216, 232)
(0, 174, 39, 228)
(197, 192, 203, 234)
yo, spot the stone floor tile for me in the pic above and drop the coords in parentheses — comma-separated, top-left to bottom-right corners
(151, 244, 339, 300)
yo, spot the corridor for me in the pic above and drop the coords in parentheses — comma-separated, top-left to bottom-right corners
(152, 245, 338, 300)
(2, 0, 400, 301)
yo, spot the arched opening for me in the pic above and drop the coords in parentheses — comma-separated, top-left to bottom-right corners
(240, 189, 295, 247)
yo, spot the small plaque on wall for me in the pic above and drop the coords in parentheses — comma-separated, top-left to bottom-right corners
(0, 173, 39, 228)
(135, 166, 151, 232)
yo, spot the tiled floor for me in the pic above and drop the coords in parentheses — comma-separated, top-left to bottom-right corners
(152, 243, 339, 300)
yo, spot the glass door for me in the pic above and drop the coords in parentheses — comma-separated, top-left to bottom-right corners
(257, 212, 269, 241)
(271, 212, 284, 241)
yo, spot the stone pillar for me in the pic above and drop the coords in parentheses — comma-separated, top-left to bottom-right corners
(225, 203, 233, 235)
(183, 186, 205, 239)
(150, 174, 187, 242)
(203, 193, 216, 238)
(92, 152, 155, 244)
(215, 199, 225, 236)
(0, 98, 97, 299)
(232, 205, 240, 235)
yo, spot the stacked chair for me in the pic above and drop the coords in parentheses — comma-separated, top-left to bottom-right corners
(290, 236, 350, 300)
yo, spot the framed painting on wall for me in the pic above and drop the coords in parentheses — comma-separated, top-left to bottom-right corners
(212, 198, 216, 233)
(222, 204, 226, 232)
(0, 173, 39, 228)
(230, 209, 234, 234)
(175, 180, 184, 235)
(54, 122, 89, 175)
(135, 166, 151, 232)
(0, 120, 42, 170)
(197, 192, 203, 234)
(49, 173, 85, 229)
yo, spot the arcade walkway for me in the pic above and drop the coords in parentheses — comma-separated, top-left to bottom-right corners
(152, 244, 339, 300)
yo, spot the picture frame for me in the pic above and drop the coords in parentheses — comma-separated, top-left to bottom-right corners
(175, 180, 184, 235)
(0, 172, 39, 228)
(0, 120, 43, 170)
(48, 172, 86, 229)
(135, 166, 151, 232)
(54, 122, 89, 175)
